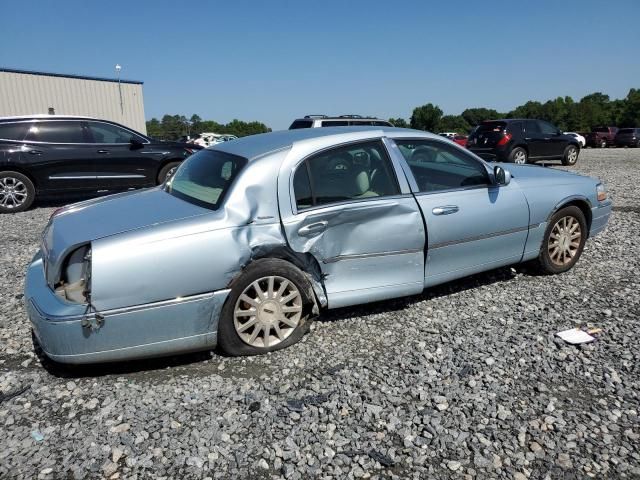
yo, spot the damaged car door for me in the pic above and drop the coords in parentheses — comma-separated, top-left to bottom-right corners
(280, 139, 426, 308)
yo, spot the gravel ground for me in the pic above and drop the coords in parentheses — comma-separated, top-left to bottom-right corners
(1, 148, 639, 479)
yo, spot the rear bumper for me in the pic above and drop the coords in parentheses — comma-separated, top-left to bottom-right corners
(589, 201, 612, 237)
(467, 147, 509, 161)
(25, 252, 229, 364)
(614, 139, 639, 147)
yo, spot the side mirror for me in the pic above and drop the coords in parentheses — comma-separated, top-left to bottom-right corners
(494, 165, 511, 186)
(130, 137, 144, 149)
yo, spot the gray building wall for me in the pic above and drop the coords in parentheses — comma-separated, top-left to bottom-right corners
(0, 68, 147, 134)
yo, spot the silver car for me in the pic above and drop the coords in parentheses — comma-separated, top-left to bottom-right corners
(25, 127, 612, 364)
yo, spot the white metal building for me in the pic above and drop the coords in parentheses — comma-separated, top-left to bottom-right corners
(0, 67, 147, 134)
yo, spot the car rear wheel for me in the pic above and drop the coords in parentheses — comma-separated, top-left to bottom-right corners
(600, 139, 607, 148)
(0, 171, 36, 214)
(509, 147, 528, 164)
(533, 206, 587, 274)
(157, 161, 181, 184)
(561, 145, 579, 166)
(218, 259, 314, 356)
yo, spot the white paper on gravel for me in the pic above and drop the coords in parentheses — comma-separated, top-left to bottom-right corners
(556, 328, 596, 344)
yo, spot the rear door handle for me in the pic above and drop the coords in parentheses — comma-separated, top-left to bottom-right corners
(298, 221, 328, 236)
(29, 150, 43, 155)
(432, 205, 459, 216)
(97, 149, 110, 154)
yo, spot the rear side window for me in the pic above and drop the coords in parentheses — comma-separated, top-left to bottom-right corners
(507, 121, 523, 134)
(525, 120, 540, 133)
(25, 121, 86, 143)
(0, 122, 28, 141)
(293, 140, 399, 210)
(289, 120, 313, 129)
(321, 120, 349, 127)
(593, 127, 609, 133)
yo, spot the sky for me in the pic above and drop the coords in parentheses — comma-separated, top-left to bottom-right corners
(2, 0, 640, 130)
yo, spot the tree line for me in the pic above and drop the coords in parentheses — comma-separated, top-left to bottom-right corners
(146, 114, 271, 140)
(147, 88, 640, 139)
(390, 88, 640, 134)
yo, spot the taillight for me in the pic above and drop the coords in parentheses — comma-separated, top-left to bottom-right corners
(497, 133, 512, 146)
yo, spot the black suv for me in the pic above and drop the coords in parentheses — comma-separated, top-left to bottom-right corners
(0, 115, 201, 213)
(467, 119, 580, 166)
(289, 115, 393, 129)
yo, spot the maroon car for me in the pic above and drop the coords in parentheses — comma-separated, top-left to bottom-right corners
(586, 127, 618, 148)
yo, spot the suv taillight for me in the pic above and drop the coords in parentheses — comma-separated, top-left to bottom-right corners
(497, 132, 512, 146)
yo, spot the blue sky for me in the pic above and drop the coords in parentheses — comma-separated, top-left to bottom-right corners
(2, 0, 639, 130)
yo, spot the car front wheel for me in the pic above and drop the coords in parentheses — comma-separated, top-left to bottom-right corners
(600, 139, 607, 148)
(509, 147, 528, 164)
(217, 259, 314, 356)
(533, 206, 587, 274)
(0, 171, 36, 214)
(561, 145, 579, 166)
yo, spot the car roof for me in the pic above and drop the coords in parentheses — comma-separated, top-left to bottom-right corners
(211, 126, 437, 160)
(0, 114, 97, 122)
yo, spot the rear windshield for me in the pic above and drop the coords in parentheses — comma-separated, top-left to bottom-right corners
(593, 127, 610, 133)
(289, 120, 313, 129)
(165, 150, 247, 210)
(618, 128, 635, 134)
(476, 121, 507, 132)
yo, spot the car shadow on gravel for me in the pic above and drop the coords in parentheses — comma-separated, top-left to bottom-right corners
(35, 263, 537, 379)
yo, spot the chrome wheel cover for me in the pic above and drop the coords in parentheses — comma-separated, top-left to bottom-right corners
(548, 216, 582, 266)
(0, 176, 28, 209)
(233, 276, 303, 348)
(567, 147, 578, 164)
(513, 150, 526, 164)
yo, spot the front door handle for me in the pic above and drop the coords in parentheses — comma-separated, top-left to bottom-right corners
(432, 205, 459, 216)
(298, 221, 328, 236)
(29, 150, 43, 155)
(97, 149, 110, 154)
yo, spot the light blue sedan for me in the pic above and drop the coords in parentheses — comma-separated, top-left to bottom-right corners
(25, 127, 612, 363)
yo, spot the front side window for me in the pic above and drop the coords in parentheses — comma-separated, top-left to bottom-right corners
(87, 122, 146, 143)
(293, 140, 399, 210)
(395, 139, 490, 193)
(25, 121, 86, 143)
(166, 150, 247, 209)
(0, 122, 28, 141)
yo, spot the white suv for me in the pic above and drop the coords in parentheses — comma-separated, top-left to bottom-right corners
(289, 115, 393, 129)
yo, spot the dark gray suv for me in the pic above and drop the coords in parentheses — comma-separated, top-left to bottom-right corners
(467, 119, 580, 166)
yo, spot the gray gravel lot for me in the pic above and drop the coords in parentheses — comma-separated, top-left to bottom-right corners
(1, 148, 639, 479)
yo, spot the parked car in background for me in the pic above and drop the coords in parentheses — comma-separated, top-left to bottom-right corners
(467, 119, 580, 166)
(614, 128, 640, 147)
(564, 132, 586, 147)
(0, 115, 201, 213)
(586, 126, 618, 148)
(289, 115, 393, 129)
(438, 132, 457, 139)
(25, 126, 611, 364)
(452, 135, 468, 147)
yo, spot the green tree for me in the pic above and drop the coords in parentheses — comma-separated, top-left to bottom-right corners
(436, 115, 470, 134)
(146, 118, 162, 138)
(388, 117, 409, 128)
(461, 108, 501, 126)
(410, 103, 443, 132)
(618, 88, 640, 127)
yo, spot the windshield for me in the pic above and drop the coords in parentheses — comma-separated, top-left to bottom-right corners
(165, 150, 247, 209)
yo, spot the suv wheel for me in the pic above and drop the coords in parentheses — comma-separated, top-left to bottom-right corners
(157, 161, 181, 184)
(561, 145, 579, 166)
(600, 139, 607, 148)
(509, 147, 528, 165)
(0, 171, 36, 213)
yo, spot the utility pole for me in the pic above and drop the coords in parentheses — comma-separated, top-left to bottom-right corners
(115, 64, 123, 115)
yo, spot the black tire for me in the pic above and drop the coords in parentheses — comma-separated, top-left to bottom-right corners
(217, 259, 315, 356)
(157, 161, 181, 184)
(532, 206, 587, 274)
(561, 145, 579, 166)
(0, 171, 36, 213)
(509, 147, 528, 164)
